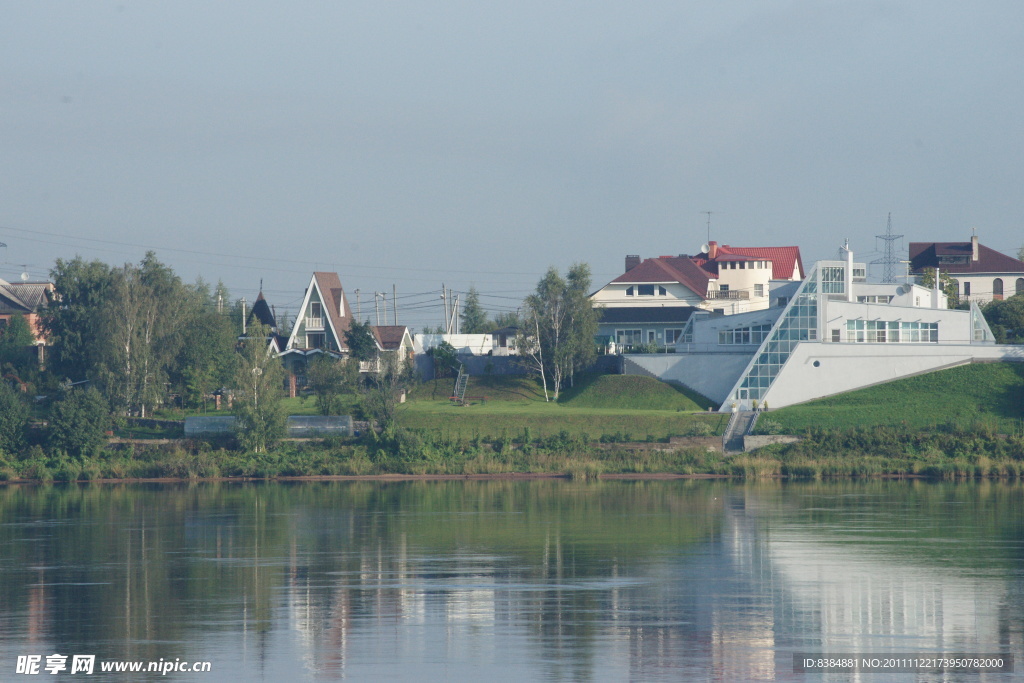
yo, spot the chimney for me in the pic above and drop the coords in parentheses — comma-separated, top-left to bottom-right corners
(708, 241, 719, 259)
(625, 255, 641, 272)
(971, 234, 979, 262)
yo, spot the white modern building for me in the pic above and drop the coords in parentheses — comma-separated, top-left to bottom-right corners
(625, 247, 1023, 411)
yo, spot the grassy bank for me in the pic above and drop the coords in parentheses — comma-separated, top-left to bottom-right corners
(760, 363, 1024, 434)
(3, 421, 1023, 483)
(399, 374, 723, 441)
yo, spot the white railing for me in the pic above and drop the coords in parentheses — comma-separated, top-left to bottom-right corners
(707, 290, 750, 300)
(305, 316, 324, 329)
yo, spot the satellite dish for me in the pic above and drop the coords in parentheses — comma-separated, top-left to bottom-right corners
(20, 272, 29, 282)
(700, 243, 710, 254)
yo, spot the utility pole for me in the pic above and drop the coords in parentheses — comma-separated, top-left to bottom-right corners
(241, 297, 247, 335)
(442, 283, 448, 332)
(393, 284, 398, 325)
(354, 289, 361, 319)
(374, 292, 381, 326)
(381, 291, 388, 327)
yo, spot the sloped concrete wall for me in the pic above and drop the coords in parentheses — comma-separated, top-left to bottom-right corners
(623, 353, 753, 406)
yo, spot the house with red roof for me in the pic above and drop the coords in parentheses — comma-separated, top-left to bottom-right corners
(591, 241, 803, 350)
(909, 234, 1024, 303)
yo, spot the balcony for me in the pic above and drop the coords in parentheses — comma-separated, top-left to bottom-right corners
(707, 290, 750, 300)
(305, 316, 324, 330)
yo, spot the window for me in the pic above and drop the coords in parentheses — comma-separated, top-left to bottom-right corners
(647, 330, 656, 343)
(994, 278, 1004, 298)
(831, 329, 840, 343)
(625, 286, 634, 296)
(856, 295, 893, 304)
(615, 329, 642, 346)
(964, 282, 971, 296)
(658, 286, 667, 296)
(718, 324, 773, 345)
(846, 320, 937, 343)
(306, 333, 326, 349)
(821, 266, 845, 294)
(637, 284, 655, 296)
(754, 284, 764, 297)
(776, 297, 788, 307)
(719, 284, 730, 292)
(1017, 278, 1024, 295)
(665, 328, 684, 344)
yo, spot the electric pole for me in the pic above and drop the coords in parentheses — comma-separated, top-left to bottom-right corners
(870, 213, 904, 283)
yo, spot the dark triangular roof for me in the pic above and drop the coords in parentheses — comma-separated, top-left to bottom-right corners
(248, 291, 277, 329)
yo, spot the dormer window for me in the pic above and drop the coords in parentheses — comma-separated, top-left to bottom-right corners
(658, 286, 667, 296)
(638, 285, 655, 296)
(626, 286, 634, 296)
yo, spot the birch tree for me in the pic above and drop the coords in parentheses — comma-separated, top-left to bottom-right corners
(233, 323, 286, 452)
(518, 264, 599, 400)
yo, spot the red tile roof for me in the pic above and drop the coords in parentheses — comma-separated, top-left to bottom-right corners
(909, 242, 1024, 275)
(611, 243, 803, 297)
(691, 245, 804, 280)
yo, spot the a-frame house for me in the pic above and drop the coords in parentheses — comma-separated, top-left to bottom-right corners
(283, 272, 354, 358)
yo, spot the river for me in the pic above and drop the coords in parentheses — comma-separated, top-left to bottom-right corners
(0, 479, 1021, 681)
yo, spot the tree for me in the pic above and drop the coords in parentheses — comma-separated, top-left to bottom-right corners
(518, 264, 599, 400)
(306, 355, 358, 415)
(48, 387, 109, 458)
(1018, 245, 1024, 262)
(982, 294, 1024, 344)
(427, 341, 459, 379)
(43, 257, 118, 381)
(232, 323, 286, 453)
(460, 286, 490, 333)
(98, 253, 198, 417)
(918, 268, 960, 307)
(0, 381, 30, 456)
(344, 320, 379, 361)
(0, 314, 36, 372)
(361, 352, 414, 432)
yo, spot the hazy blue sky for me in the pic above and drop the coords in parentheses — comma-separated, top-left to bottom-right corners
(2, 1, 1022, 329)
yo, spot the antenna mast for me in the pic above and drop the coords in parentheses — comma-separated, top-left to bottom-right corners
(870, 213, 904, 283)
(702, 211, 713, 243)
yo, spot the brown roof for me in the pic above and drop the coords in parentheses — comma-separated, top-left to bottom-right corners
(371, 325, 410, 350)
(909, 242, 1024, 275)
(611, 257, 712, 297)
(313, 272, 353, 351)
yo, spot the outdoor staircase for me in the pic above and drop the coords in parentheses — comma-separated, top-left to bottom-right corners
(452, 364, 469, 404)
(722, 410, 758, 453)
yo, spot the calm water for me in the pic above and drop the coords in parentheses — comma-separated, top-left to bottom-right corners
(0, 479, 1021, 681)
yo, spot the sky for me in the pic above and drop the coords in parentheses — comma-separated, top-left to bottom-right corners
(2, 0, 1023, 331)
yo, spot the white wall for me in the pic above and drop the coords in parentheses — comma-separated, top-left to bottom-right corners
(760, 343, 1024, 409)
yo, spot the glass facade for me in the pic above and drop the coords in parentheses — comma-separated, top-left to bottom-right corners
(732, 268, 819, 401)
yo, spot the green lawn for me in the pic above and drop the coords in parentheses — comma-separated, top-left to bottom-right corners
(400, 374, 724, 440)
(765, 362, 1024, 433)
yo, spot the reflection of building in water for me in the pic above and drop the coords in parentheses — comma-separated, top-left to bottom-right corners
(279, 490, 1023, 681)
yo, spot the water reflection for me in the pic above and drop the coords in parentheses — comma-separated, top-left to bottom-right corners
(0, 480, 1020, 681)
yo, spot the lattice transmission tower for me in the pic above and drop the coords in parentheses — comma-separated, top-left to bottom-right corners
(870, 213, 904, 283)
